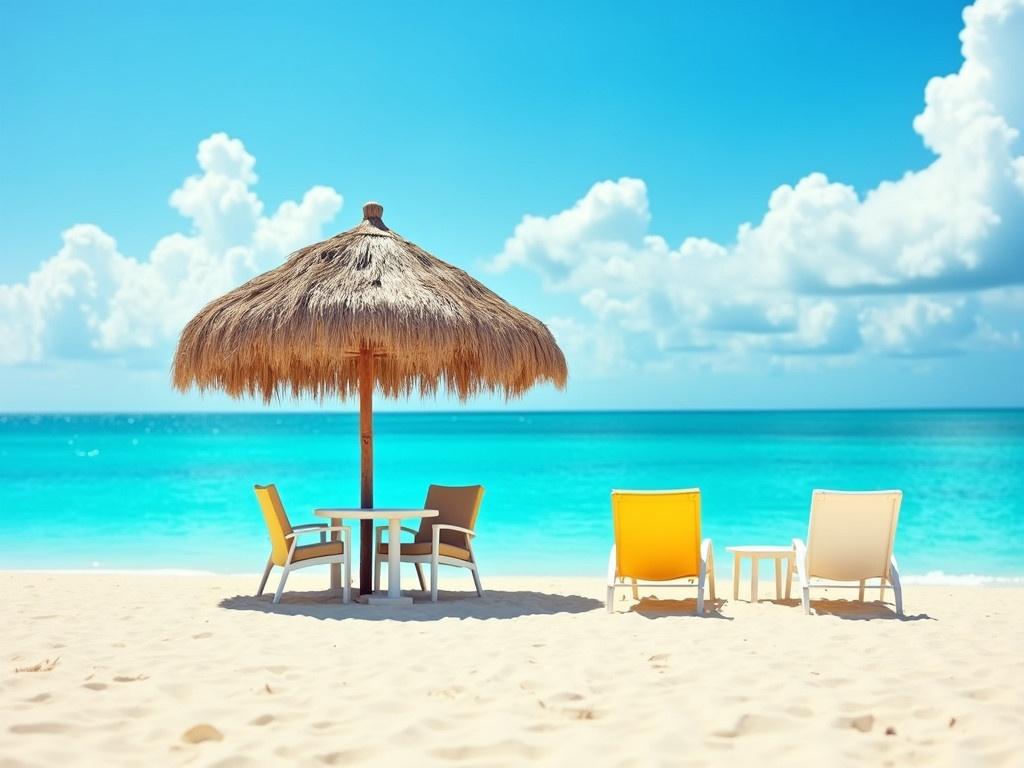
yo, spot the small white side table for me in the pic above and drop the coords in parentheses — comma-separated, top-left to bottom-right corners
(315, 508, 438, 606)
(726, 545, 794, 603)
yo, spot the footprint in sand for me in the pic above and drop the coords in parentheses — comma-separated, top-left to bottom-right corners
(113, 675, 149, 683)
(250, 714, 274, 726)
(834, 714, 875, 733)
(82, 682, 108, 691)
(319, 748, 379, 765)
(10, 722, 70, 735)
(715, 714, 790, 737)
(547, 692, 584, 703)
(191, 632, 213, 640)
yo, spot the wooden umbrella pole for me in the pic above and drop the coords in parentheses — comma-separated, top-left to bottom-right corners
(359, 347, 374, 595)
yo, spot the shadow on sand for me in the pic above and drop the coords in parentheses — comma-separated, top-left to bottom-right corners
(805, 598, 934, 621)
(626, 596, 732, 620)
(220, 588, 604, 622)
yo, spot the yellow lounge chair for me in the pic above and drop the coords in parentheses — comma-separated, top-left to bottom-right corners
(254, 484, 352, 604)
(606, 488, 716, 614)
(793, 489, 904, 616)
(375, 484, 484, 602)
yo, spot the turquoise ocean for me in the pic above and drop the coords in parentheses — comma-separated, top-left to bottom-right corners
(1, 410, 1022, 582)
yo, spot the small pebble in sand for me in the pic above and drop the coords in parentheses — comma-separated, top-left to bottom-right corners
(885, 726, 897, 736)
(182, 724, 223, 744)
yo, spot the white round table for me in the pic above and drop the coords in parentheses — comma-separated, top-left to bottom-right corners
(726, 545, 794, 603)
(315, 508, 438, 606)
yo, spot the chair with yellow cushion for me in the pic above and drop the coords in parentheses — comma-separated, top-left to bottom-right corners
(375, 484, 485, 602)
(254, 484, 352, 604)
(607, 488, 716, 614)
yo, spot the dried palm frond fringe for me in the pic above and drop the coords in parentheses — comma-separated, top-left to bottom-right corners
(172, 204, 567, 402)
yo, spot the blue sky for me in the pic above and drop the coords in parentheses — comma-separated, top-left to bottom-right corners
(1, 0, 1022, 411)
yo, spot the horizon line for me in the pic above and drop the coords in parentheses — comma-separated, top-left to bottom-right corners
(2, 406, 1023, 417)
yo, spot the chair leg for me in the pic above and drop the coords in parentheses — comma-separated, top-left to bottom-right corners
(889, 559, 904, 618)
(257, 557, 273, 597)
(273, 567, 290, 604)
(342, 557, 351, 604)
(697, 572, 705, 616)
(732, 554, 740, 601)
(415, 563, 427, 592)
(470, 565, 483, 597)
(430, 556, 439, 602)
(801, 586, 810, 615)
(708, 550, 716, 602)
(374, 554, 381, 593)
(606, 584, 615, 613)
(631, 577, 639, 600)
(859, 579, 866, 602)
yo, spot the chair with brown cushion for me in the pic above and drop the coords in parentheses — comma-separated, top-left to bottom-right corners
(375, 484, 485, 601)
(254, 484, 352, 604)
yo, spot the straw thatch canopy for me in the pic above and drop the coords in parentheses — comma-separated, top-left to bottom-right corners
(172, 202, 567, 402)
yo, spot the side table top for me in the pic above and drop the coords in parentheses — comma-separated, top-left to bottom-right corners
(314, 508, 439, 521)
(726, 545, 794, 555)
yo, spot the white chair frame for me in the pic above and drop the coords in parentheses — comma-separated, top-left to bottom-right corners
(792, 538, 903, 617)
(792, 489, 904, 617)
(257, 523, 352, 605)
(375, 523, 483, 602)
(606, 538, 716, 614)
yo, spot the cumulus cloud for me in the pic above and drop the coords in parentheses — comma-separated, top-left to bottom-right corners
(0, 133, 342, 365)
(492, 0, 1024, 368)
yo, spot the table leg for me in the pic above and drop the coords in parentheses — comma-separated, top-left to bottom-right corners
(330, 528, 341, 591)
(365, 517, 414, 606)
(387, 517, 402, 599)
(732, 555, 740, 601)
(775, 557, 782, 600)
(750, 557, 759, 603)
(785, 556, 793, 600)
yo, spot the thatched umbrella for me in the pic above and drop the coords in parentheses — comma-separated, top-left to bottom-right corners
(173, 201, 567, 595)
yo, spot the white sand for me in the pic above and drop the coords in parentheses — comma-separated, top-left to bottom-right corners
(2, 571, 1022, 766)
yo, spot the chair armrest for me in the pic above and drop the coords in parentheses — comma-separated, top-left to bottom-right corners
(292, 523, 328, 530)
(606, 544, 617, 584)
(792, 538, 808, 586)
(431, 523, 476, 538)
(284, 525, 350, 566)
(431, 523, 476, 549)
(285, 525, 350, 540)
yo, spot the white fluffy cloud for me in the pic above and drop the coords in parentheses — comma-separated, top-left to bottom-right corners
(0, 133, 342, 365)
(493, 0, 1024, 367)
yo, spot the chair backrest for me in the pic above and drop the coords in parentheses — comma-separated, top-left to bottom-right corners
(806, 490, 902, 582)
(416, 484, 485, 549)
(254, 484, 294, 567)
(611, 489, 701, 581)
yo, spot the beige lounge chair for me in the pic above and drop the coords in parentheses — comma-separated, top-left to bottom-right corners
(375, 484, 485, 602)
(793, 489, 903, 616)
(254, 484, 352, 604)
(606, 488, 716, 614)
